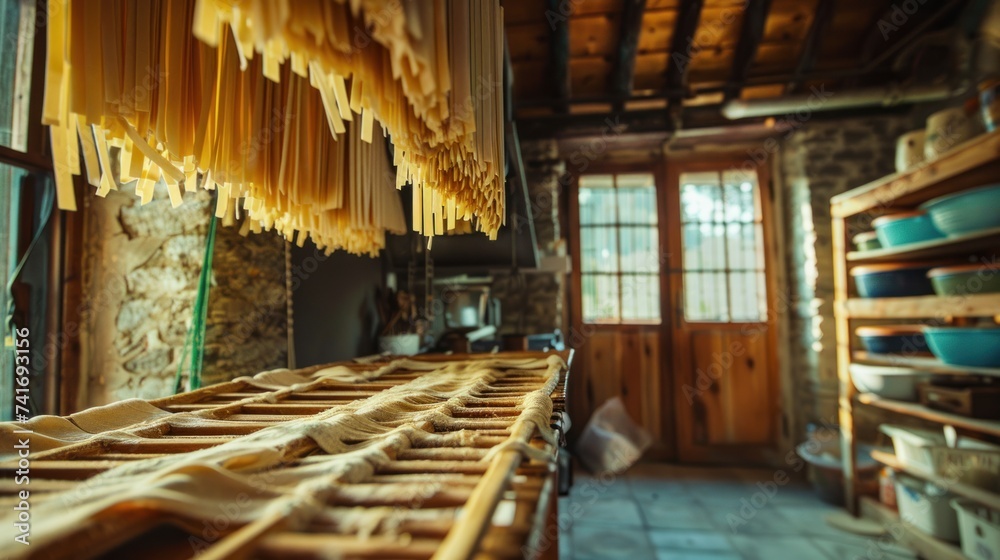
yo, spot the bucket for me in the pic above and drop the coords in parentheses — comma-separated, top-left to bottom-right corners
(797, 435, 879, 506)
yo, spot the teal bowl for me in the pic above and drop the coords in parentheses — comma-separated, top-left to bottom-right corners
(925, 327, 1000, 367)
(929, 264, 1000, 296)
(872, 212, 945, 247)
(853, 232, 882, 251)
(920, 184, 1000, 237)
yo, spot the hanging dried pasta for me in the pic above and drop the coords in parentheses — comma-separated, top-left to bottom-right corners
(41, 0, 505, 256)
(193, 0, 506, 238)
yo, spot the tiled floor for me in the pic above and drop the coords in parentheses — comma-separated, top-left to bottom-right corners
(557, 463, 916, 560)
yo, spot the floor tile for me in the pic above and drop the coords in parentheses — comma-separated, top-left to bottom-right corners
(728, 535, 833, 560)
(656, 552, 744, 560)
(626, 473, 693, 500)
(572, 496, 645, 527)
(773, 504, 856, 538)
(810, 535, 917, 560)
(571, 474, 633, 501)
(558, 535, 573, 560)
(638, 499, 717, 530)
(648, 529, 735, 552)
(560, 465, 919, 560)
(706, 505, 798, 536)
(766, 485, 832, 505)
(571, 524, 654, 560)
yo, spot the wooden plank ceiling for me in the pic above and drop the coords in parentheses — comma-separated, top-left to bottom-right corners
(505, 0, 971, 133)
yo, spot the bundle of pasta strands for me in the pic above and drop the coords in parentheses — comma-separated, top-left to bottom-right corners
(229, 59, 406, 254)
(41, 0, 406, 256)
(193, 0, 506, 239)
(53, 0, 207, 207)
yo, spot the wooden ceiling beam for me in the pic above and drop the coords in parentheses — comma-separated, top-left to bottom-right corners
(611, 0, 648, 111)
(546, 0, 571, 113)
(787, 0, 835, 93)
(724, 0, 774, 101)
(664, 0, 705, 118)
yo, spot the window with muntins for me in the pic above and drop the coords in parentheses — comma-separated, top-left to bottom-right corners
(578, 173, 660, 324)
(679, 169, 767, 323)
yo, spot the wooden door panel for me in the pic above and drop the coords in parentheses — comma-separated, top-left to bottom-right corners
(637, 331, 663, 445)
(571, 329, 667, 454)
(686, 329, 772, 446)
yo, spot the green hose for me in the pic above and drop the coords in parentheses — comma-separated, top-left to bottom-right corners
(174, 212, 217, 393)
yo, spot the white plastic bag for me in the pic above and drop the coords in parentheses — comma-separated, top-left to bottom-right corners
(576, 397, 652, 475)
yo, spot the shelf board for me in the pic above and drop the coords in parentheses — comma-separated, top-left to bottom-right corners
(838, 293, 1000, 318)
(831, 129, 1000, 218)
(854, 352, 1000, 378)
(870, 449, 1000, 511)
(847, 227, 1000, 263)
(860, 497, 965, 560)
(857, 392, 1000, 436)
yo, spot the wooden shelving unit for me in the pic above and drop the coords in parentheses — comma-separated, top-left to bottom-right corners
(858, 393, 1000, 436)
(839, 293, 1000, 319)
(830, 130, 1000, 218)
(832, 130, 1000, 558)
(854, 351, 1000, 378)
(847, 226, 1000, 263)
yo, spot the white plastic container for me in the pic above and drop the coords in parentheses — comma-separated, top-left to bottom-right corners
(953, 499, 1000, 560)
(880, 424, 945, 472)
(895, 473, 960, 542)
(378, 334, 420, 356)
(925, 106, 980, 159)
(932, 444, 1000, 492)
(896, 129, 926, 172)
(850, 364, 930, 401)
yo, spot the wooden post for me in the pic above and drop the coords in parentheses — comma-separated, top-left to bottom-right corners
(832, 216, 857, 513)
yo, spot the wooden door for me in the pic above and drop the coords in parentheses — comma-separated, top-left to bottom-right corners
(568, 169, 675, 459)
(665, 159, 782, 464)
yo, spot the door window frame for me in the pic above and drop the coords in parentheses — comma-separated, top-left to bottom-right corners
(666, 159, 780, 331)
(677, 169, 769, 324)
(569, 165, 669, 329)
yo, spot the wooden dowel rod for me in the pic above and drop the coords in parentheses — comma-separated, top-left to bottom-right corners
(397, 448, 489, 461)
(222, 414, 313, 422)
(433, 413, 539, 560)
(284, 390, 380, 399)
(326, 486, 475, 508)
(255, 533, 440, 559)
(451, 408, 522, 418)
(240, 403, 348, 414)
(378, 460, 490, 475)
(200, 507, 290, 560)
(166, 423, 271, 436)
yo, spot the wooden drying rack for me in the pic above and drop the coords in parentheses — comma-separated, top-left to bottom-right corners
(0, 350, 571, 560)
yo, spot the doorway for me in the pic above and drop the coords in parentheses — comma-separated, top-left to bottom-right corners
(664, 159, 781, 464)
(568, 160, 781, 464)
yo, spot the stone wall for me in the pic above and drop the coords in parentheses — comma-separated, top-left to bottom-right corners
(490, 138, 567, 335)
(79, 186, 287, 408)
(779, 114, 919, 436)
(202, 220, 288, 386)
